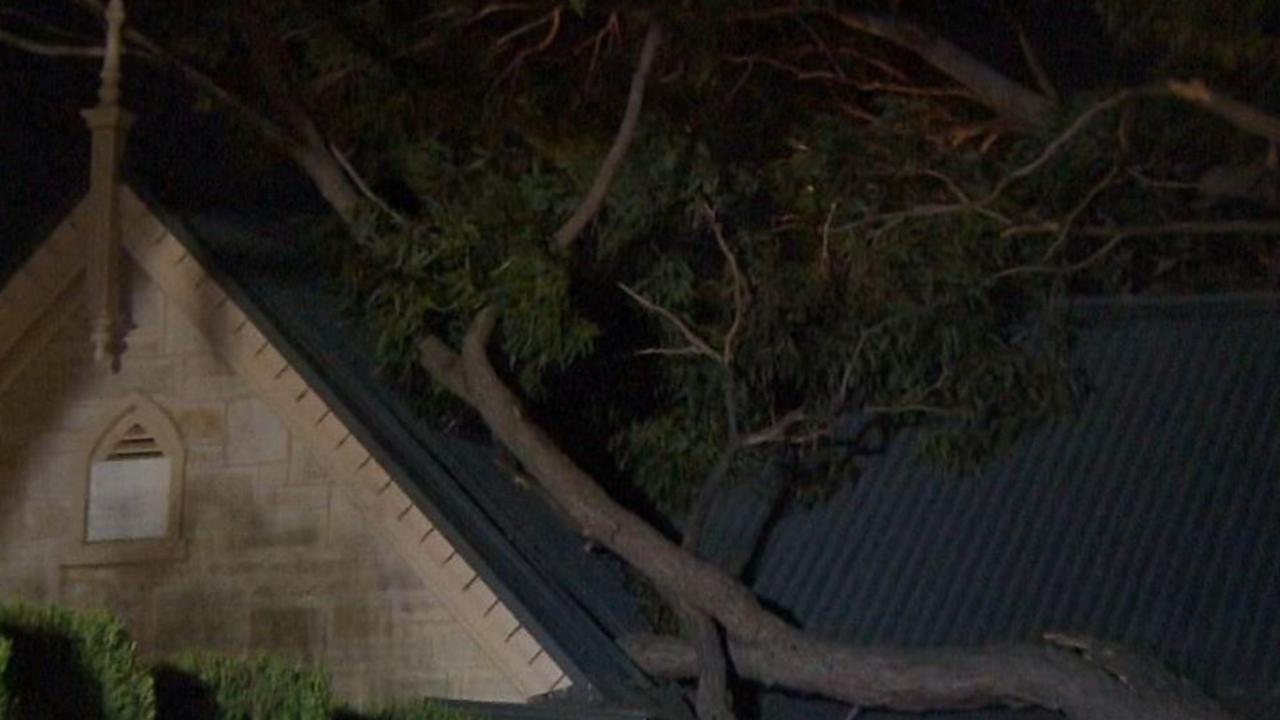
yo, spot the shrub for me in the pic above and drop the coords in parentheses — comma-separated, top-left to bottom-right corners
(153, 653, 329, 720)
(0, 603, 486, 720)
(0, 634, 11, 720)
(0, 603, 155, 720)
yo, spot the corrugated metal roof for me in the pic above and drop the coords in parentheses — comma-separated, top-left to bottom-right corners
(703, 296, 1280, 719)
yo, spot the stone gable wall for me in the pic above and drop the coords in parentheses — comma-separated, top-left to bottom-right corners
(0, 262, 522, 708)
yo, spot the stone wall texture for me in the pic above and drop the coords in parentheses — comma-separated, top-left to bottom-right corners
(0, 262, 522, 708)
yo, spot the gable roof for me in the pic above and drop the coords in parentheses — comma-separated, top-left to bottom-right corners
(700, 294, 1280, 719)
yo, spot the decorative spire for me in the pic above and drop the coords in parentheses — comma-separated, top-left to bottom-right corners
(99, 0, 125, 106)
(83, 0, 132, 370)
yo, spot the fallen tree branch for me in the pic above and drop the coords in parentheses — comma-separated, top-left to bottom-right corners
(418, 305, 1238, 720)
(621, 634, 1234, 720)
(554, 20, 662, 252)
(677, 607, 734, 720)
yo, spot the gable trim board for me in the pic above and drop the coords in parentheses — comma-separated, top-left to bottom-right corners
(0, 198, 92, 389)
(0, 186, 567, 699)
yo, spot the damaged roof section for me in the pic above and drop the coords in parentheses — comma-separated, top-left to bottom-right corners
(701, 295, 1280, 720)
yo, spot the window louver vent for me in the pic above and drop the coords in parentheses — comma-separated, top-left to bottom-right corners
(106, 423, 163, 460)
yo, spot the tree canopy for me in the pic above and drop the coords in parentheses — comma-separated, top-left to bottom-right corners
(4, 1, 1278, 718)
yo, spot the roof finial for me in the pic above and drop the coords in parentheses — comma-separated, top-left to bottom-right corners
(98, 0, 125, 106)
(83, 0, 133, 371)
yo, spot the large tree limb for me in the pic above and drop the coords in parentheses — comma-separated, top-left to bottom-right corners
(418, 307, 1236, 720)
(422, 308, 798, 642)
(554, 21, 662, 252)
(1166, 79, 1280, 144)
(239, 0, 360, 222)
(731, 7, 1056, 126)
(622, 634, 1233, 720)
(679, 374, 742, 720)
(831, 12, 1054, 126)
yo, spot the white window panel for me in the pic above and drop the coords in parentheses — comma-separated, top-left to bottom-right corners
(86, 457, 171, 541)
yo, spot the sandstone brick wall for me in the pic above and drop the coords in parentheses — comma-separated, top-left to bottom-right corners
(0, 263, 522, 708)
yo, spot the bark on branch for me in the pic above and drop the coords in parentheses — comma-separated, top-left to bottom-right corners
(622, 634, 1235, 720)
(831, 12, 1054, 127)
(1166, 79, 1280, 144)
(730, 7, 1056, 127)
(239, 0, 361, 222)
(554, 21, 662, 252)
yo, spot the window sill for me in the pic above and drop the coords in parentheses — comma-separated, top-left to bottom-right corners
(60, 537, 188, 567)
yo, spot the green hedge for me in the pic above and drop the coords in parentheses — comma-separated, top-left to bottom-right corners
(0, 603, 155, 720)
(0, 603, 483, 720)
(0, 634, 12, 720)
(153, 653, 330, 720)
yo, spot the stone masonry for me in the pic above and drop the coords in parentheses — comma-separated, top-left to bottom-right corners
(0, 262, 522, 708)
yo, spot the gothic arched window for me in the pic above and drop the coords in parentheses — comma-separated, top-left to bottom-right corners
(67, 393, 187, 564)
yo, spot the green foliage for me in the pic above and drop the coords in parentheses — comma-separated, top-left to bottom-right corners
(1096, 0, 1279, 75)
(0, 602, 494, 720)
(0, 635, 11, 720)
(155, 654, 329, 720)
(132, 0, 1277, 515)
(334, 139, 598, 397)
(0, 603, 155, 720)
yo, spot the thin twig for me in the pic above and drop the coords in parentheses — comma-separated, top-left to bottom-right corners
(1008, 218, 1280, 242)
(742, 408, 810, 447)
(995, 218, 1280, 280)
(866, 404, 966, 418)
(573, 11, 620, 93)
(1040, 162, 1120, 262)
(489, 6, 565, 92)
(619, 282, 720, 362)
(467, 2, 533, 25)
(794, 16, 845, 80)
(0, 27, 102, 57)
(493, 6, 558, 50)
(702, 203, 749, 364)
(329, 142, 407, 225)
(833, 45, 908, 82)
(819, 201, 837, 278)
(1005, 5, 1058, 103)
(911, 169, 1012, 225)
(554, 21, 662, 252)
(1127, 168, 1198, 190)
(724, 53, 841, 82)
(983, 90, 1133, 203)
